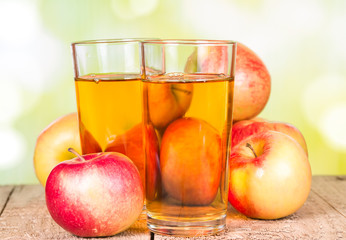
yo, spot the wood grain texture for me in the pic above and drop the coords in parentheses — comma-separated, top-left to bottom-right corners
(0, 185, 150, 240)
(0, 177, 345, 240)
(311, 175, 346, 217)
(0, 186, 14, 216)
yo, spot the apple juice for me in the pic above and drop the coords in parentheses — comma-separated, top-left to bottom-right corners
(75, 74, 144, 183)
(143, 73, 234, 225)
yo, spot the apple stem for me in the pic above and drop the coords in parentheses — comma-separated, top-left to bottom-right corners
(68, 148, 86, 162)
(246, 143, 258, 158)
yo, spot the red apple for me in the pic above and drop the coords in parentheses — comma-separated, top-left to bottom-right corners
(160, 118, 221, 205)
(233, 43, 271, 121)
(105, 123, 162, 200)
(45, 150, 144, 237)
(232, 118, 308, 155)
(228, 131, 311, 219)
(197, 43, 271, 121)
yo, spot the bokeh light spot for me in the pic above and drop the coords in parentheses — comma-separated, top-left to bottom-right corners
(111, 0, 158, 20)
(130, 0, 158, 16)
(0, 0, 40, 44)
(0, 32, 63, 95)
(321, 105, 346, 150)
(111, 0, 134, 20)
(0, 81, 23, 124)
(0, 128, 26, 170)
(303, 74, 346, 129)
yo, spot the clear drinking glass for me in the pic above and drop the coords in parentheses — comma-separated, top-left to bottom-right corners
(71, 39, 145, 191)
(141, 39, 237, 236)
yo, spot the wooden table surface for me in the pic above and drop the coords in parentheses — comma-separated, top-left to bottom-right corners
(0, 176, 345, 240)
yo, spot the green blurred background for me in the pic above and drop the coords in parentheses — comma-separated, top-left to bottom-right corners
(0, 0, 345, 185)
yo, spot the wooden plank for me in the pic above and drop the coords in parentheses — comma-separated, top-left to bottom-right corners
(156, 176, 346, 240)
(0, 185, 150, 240)
(0, 176, 345, 240)
(0, 186, 14, 216)
(311, 175, 346, 217)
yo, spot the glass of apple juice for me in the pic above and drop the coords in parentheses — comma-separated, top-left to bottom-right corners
(141, 39, 236, 236)
(71, 39, 147, 201)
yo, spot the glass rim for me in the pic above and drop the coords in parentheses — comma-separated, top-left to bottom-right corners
(142, 39, 236, 45)
(71, 38, 158, 46)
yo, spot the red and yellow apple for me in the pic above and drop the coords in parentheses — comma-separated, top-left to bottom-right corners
(147, 83, 193, 129)
(34, 113, 82, 186)
(160, 118, 221, 205)
(232, 118, 308, 155)
(105, 123, 162, 200)
(34, 113, 101, 186)
(228, 131, 311, 219)
(198, 45, 229, 74)
(197, 42, 271, 121)
(233, 43, 271, 121)
(45, 150, 144, 237)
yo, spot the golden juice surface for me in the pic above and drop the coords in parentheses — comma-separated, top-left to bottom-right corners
(75, 74, 142, 151)
(143, 73, 234, 221)
(75, 74, 144, 185)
